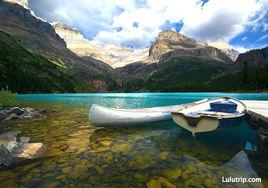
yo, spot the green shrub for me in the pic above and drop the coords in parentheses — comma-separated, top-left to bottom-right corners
(0, 88, 17, 107)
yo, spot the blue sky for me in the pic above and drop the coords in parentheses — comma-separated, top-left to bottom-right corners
(28, 0, 268, 51)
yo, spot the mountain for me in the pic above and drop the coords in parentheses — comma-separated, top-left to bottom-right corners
(0, 31, 84, 93)
(0, 0, 119, 92)
(52, 22, 148, 68)
(3, 0, 28, 8)
(1, 0, 266, 93)
(148, 30, 233, 64)
(236, 47, 268, 66)
(207, 39, 240, 61)
(117, 30, 234, 82)
(118, 31, 267, 92)
(205, 47, 268, 91)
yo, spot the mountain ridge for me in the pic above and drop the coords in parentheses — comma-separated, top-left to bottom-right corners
(148, 30, 233, 64)
(0, 0, 119, 92)
(207, 39, 239, 61)
(52, 22, 149, 68)
(0, 0, 267, 93)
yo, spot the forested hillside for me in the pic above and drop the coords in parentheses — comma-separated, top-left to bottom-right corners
(0, 31, 87, 93)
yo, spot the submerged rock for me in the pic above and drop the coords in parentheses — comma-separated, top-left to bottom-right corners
(146, 177, 176, 188)
(15, 143, 46, 159)
(159, 152, 169, 160)
(0, 106, 51, 122)
(5, 113, 19, 121)
(0, 131, 20, 145)
(7, 107, 24, 116)
(111, 143, 132, 154)
(38, 108, 57, 114)
(128, 151, 156, 170)
(0, 132, 47, 167)
(96, 137, 114, 147)
(163, 168, 182, 181)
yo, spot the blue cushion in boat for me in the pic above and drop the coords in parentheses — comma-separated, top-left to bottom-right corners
(209, 101, 237, 113)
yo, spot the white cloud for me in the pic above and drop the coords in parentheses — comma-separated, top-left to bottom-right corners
(233, 43, 267, 53)
(232, 46, 250, 53)
(28, 0, 268, 48)
(259, 34, 268, 41)
(242, 37, 247, 41)
(94, 0, 201, 48)
(181, 0, 262, 41)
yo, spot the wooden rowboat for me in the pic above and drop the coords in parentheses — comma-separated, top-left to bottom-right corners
(172, 97, 247, 136)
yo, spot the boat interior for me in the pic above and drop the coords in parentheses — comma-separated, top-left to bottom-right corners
(176, 98, 246, 118)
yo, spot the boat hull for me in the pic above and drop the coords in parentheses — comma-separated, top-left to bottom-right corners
(89, 104, 182, 127)
(172, 113, 245, 136)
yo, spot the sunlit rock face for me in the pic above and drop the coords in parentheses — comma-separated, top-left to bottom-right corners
(148, 30, 233, 64)
(208, 39, 240, 62)
(3, 0, 28, 8)
(0, 0, 117, 92)
(52, 22, 149, 68)
(53, 24, 235, 69)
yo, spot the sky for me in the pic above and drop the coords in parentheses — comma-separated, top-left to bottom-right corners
(28, 0, 268, 51)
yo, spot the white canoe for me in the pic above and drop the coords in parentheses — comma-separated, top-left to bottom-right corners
(89, 99, 207, 127)
(172, 97, 247, 136)
(89, 104, 181, 127)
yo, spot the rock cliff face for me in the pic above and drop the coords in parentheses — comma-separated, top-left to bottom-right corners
(3, 0, 264, 93)
(148, 30, 233, 64)
(236, 47, 268, 66)
(207, 39, 240, 61)
(3, 0, 28, 8)
(53, 23, 148, 68)
(0, 1, 66, 55)
(117, 30, 234, 80)
(0, 1, 117, 92)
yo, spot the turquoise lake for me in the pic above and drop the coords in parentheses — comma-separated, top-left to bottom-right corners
(16, 92, 268, 108)
(1, 92, 268, 187)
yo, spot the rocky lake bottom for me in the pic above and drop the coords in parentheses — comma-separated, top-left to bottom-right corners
(0, 94, 268, 188)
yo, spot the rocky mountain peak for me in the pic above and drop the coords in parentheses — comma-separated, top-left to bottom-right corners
(52, 23, 148, 68)
(52, 22, 80, 34)
(207, 39, 240, 61)
(208, 39, 232, 49)
(148, 30, 232, 64)
(3, 0, 28, 8)
(52, 22, 92, 49)
(156, 29, 199, 46)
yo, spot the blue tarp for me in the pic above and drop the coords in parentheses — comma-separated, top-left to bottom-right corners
(210, 101, 237, 113)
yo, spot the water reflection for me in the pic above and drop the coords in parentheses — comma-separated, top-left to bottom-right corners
(0, 96, 267, 187)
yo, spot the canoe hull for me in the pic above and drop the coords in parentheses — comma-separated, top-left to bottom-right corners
(89, 104, 177, 127)
(89, 99, 209, 127)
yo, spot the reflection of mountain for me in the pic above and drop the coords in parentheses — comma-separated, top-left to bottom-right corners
(89, 126, 240, 166)
(247, 148, 268, 180)
(89, 126, 263, 187)
(223, 151, 263, 188)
